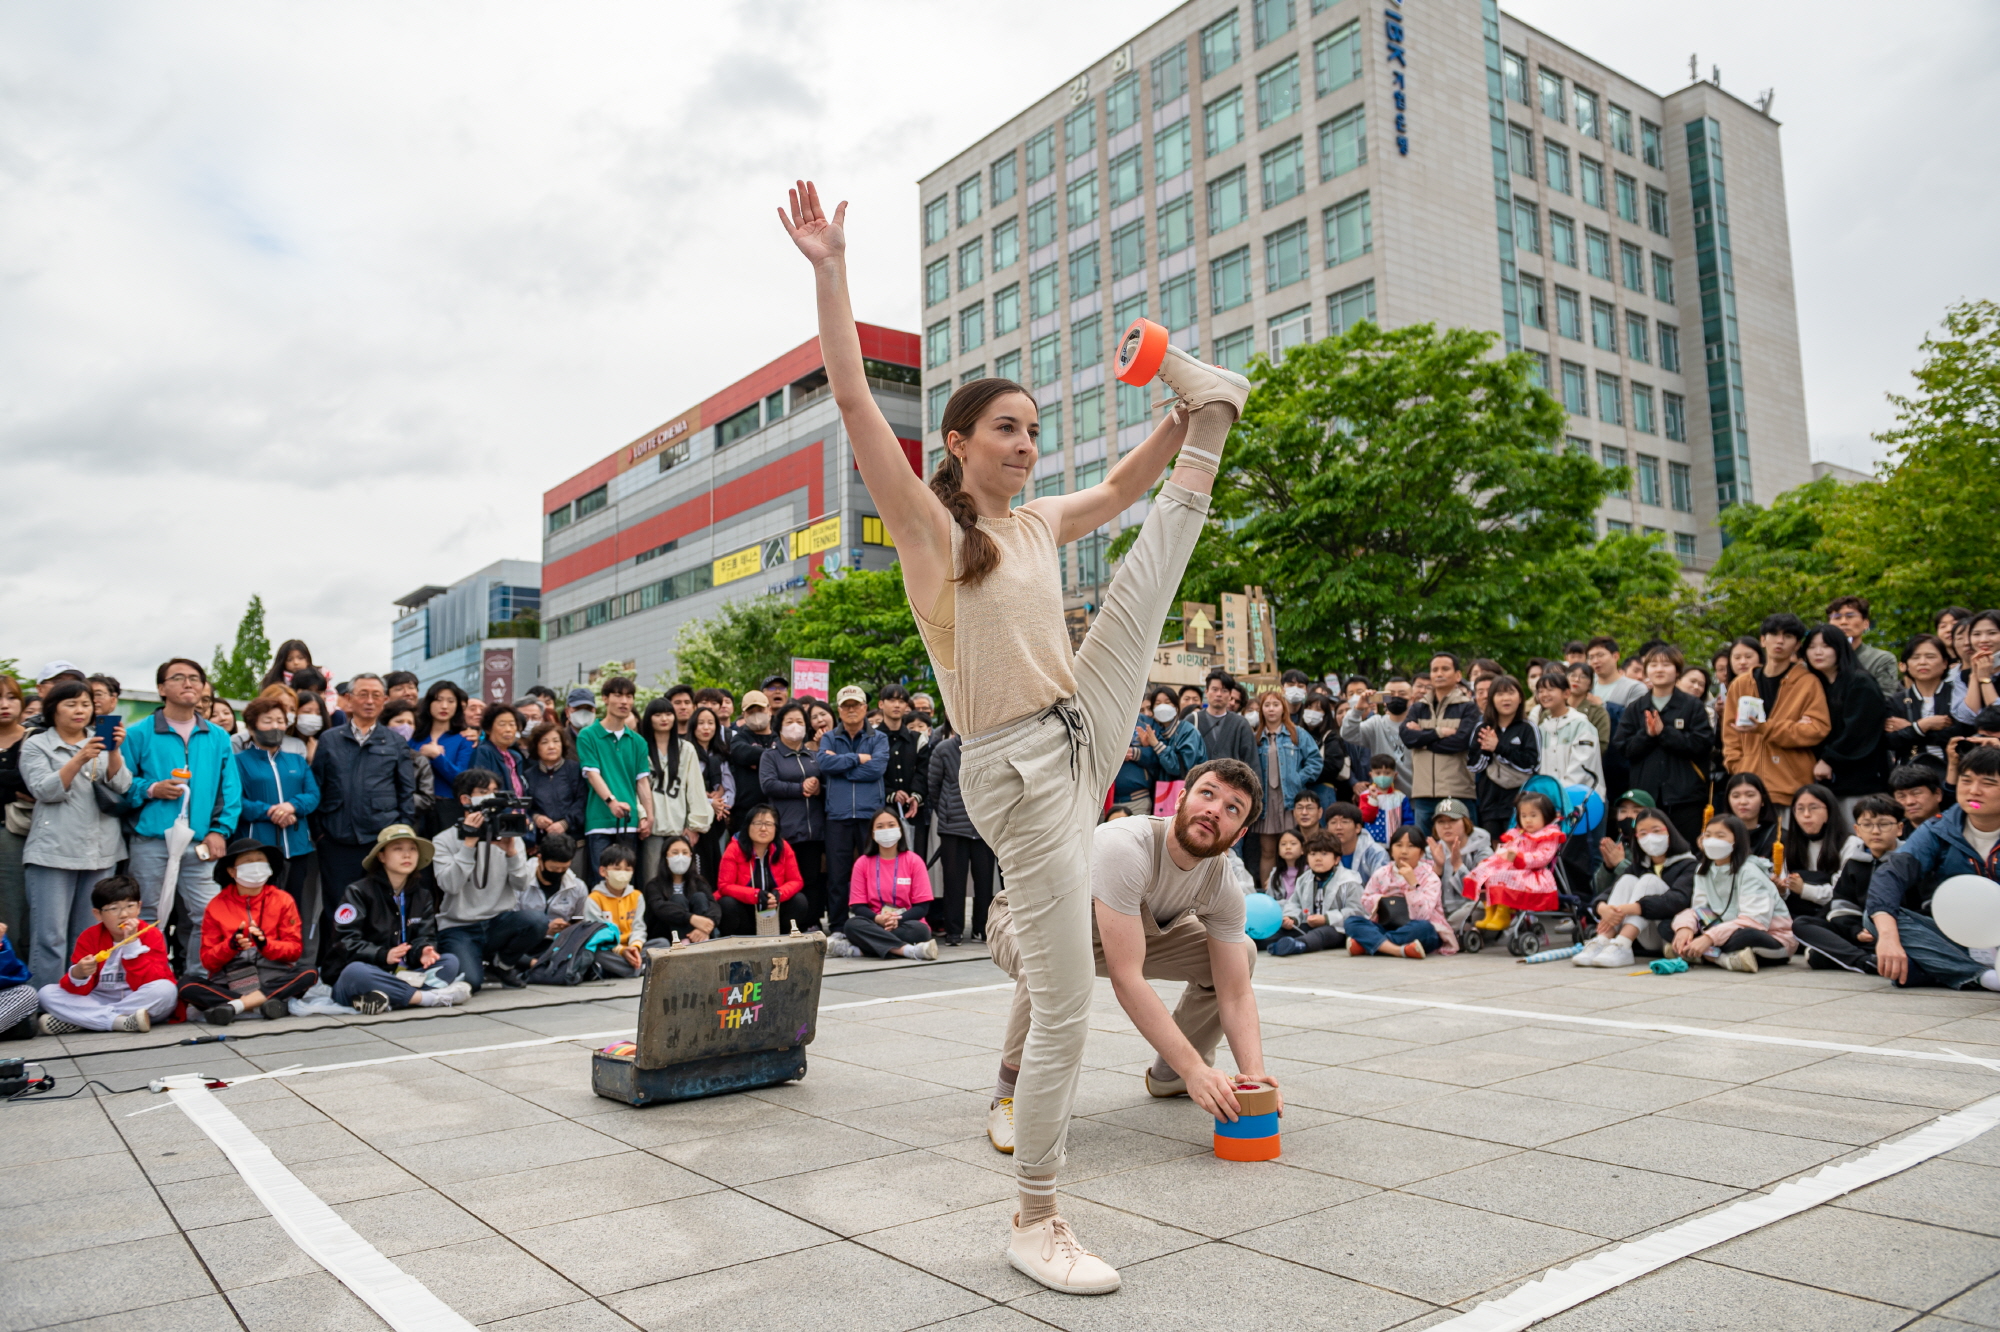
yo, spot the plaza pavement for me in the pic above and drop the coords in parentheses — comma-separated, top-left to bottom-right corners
(5, 943, 2000, 1331)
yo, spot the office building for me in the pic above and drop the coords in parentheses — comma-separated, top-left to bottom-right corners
(916, 0, 1810, 571)
(391, 560, 542, 702)
(538, 326, 922, 687)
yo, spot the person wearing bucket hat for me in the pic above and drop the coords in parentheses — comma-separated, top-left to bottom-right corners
(178, 839, 318, 1025)
(328, 824, 469, 1013)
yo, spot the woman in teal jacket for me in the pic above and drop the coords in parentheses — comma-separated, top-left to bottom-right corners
(1111, 687, 1209, 815)
(235, 697, 323, 957)
(1250, 690, 1323, 885)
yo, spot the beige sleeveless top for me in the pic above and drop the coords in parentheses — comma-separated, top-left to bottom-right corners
(911, 504, 1078, 737)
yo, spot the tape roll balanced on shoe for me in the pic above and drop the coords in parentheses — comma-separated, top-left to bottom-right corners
(1115, 318, 1168, 385)
(1213, 1082, 1280, 1161)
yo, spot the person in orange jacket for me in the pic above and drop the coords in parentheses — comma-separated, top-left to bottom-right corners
(178, 838, 318, 1025)
(1722, 613, 1832, 808)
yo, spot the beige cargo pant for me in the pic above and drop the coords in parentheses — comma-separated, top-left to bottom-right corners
(958, 482, 1209, 1178)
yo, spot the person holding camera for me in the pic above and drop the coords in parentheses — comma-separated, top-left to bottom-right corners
(432, 769, 544, 990)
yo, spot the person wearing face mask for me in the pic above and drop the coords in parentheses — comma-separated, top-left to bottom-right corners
(291, 689, 328, 764)
(1340, 684, 1413, 794)
(1578, 810, 1698, 967)
(759, 703, 829, 925)
(1670, 813, 1796, 972)
(1279, 671, 1314, 724)
(641, 834, 718, 944)
(518, 831, 590, 925)
(379, 700, 441, 836)
(583, 844, 649, 976)
(234, 698, 326, 961)
(1112, 687, 1210, 818)
(727, 690, 778, 831)
(179, 840, 319, 1024)
(237, 685, 310, 756)
(563, 687, 597, 742)
(829, 808, 939, 960)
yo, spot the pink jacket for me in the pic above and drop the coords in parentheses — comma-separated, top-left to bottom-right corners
(848, 850, 933, 915)
(1362, 861, 1459, 954)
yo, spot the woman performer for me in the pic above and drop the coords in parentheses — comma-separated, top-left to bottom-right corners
(780, 181, 1251, 1294)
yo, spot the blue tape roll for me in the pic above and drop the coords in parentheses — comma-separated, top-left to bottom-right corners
(1212, 1111, 1280, 1140)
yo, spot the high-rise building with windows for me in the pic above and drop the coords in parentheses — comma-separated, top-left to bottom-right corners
(917, 0, 1809, 574)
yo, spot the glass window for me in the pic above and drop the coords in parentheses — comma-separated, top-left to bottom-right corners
(1663, 391, 1685, 440)
(1320, 106, 1367, 178)
(1029, 264, 1060, 318)
(1602, 444, 1627, 495)
(1674, 532, 1697, 565)
(1597, 371, 1624, 425)
(1260, 137, 1305, 206)
(1550, 213, 1576, 266)
(993, 216, 1019, 270)
(1110, 145, 1143, 205)
(1208, 166, 1249, 233)
(1324, 191, 1371, 265)
(1625, 311, 1649, 362)
(994, 282, 1021, 334)
(924, 196, 950, 245)
(1257, 56, 1300, 127)
(1026, 128, 1055, 182)
(1269, 304, 1311, 357)
(1253, 0, 1294, 46)
(1107, 73, 1140, 134)
(1513, 200, 1540, 253)
(1030, 332, 1061, 385)
(1529, 352, 1552, 387)
(1620, 240, 1644, 291)
(546, 503, 572, 534)
(1544, 141, 1570, 193)
(1614, 172, 1638, 223)
(1156, 117, 1194, 179)
(1652, 254, 1675, 303)
(1039, 403, 1063, 455)
(1580, 156, 1604, 208)
(1502, 49, 1528, 103)
(1211, 245, 1253, 311)
(959, 365, 985, 386)
(1266, 219, 1310, 290)
(1606, 518, 1632, 535)
(1635, 451, 1661, 501)
(1585, 227, 1612, 280)
(1066, 172, 1098, 229)
(1201, 11, 1241, 79)
(1519, 274, 1546, 329)
(1640, 118, 1663, 167)
(960, 302, 985, 353)
(991, 152, 1018, 205)
(1028, 196, 1058, 251)
(764, 390, 785, 423)
(925, 257, 950, 307)
(1573, 87, 1599, 139)
(958, 237, 983, 290)
(1315, 21, 1362, 98)
(1555, 286, 1582, 340)
(1214, 326, 1256, 372)
(1160, 196, 1195, 254)
(1658, 323, 1680, 373)
(926, 318, 950, 368)
(1561, 360, 1589, 415)
(1111, 219, 1144, 279)
(1164, 271, 1198, 330)
(1327, 278, 1376, 334)
(1072, 313, 1103, 368)
(1646, 185, 1669, 236)
(1590, 298, 1616, 351)
(1204, 88, 1245, 155)
(1114, 290, 1145, 328)
(1152, 43, 1189, 107)
(1075, 386, 1106, 440)
(1608, 104, 1633, 155)
(927, 382, 950, 431)
(995, 348, 1022, 382)
(1538, 69, 1564, 121)
(1064, 99, 1096, 161)
(1669, 461, 1693, 512)
(1068, 242, 1101, 297)
(1508, 124, 1534, 178)
(957, 176, 982, 226)
(1117, 378, 1150, 427)
(1633, 387, 1657, 437)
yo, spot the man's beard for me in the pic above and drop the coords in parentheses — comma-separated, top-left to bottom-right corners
(1172, 803, 1237, 860)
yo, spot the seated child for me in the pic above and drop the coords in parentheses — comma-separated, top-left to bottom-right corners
(180, 839, 320, 1024)
(1577, 809, 1697, 967)
(331, 824, 470, 1015)
(1463, 791, 1566, 932)
(1793, 794, 1903, 975)
(36, 875, 178, 1034)
(1346, 826, 1458, 958)
(835, 809, 938, 960)
(0, 923, 40, 1040)
(1260, 829, 1307, 913)
(642, 834, 719, 944)
(584, 843, 650, 977)
(1355, 756, 1406, 845)
(1268, 831, 1367, 955)
(1670, 813, 1797, 972)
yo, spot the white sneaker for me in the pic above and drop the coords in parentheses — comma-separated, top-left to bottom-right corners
(438, 979, 474, 1006)
(112, 1009, 151, 1034)
(1008, 1214, 1121, 1295)
(1594, 938, 1635, 969)
(1572, 937, 1607, 966)
(1720, 948, 1760, 973)
(988, 1097, 1016, 1154)
(36, 1014, 81, 1036)
(916, 938, 939, 961)
(824, 935, 859, 959)
(1155, 343, 1251, 416)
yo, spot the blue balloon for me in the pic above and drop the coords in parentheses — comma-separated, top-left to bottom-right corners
(1244, 892, 1284, 941)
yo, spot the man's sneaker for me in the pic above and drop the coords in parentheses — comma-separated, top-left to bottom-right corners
(112, 1009, 151, 1034)
(353, 991, 392, 1016)
(202, 1004, 237, 1026)
(1144, 1067, 1187, 1099)
(1573, 936, 1608, 966)
(1268, 936, 1305, 957)
(36, 1014, 81, 1037)
(261, 999, 290, 1021)
(1594, 938, 1635, 969)
(489, 963, 528, 990)
(1720, 948, 1760, 974)
(1007, 1214, 1121, 1295)
(988, 1098, 1016, 1154)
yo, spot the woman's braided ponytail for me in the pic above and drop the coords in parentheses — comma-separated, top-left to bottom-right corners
(930, 378, 1028, 587)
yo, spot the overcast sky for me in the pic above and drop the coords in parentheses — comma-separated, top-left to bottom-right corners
(4, 0, 1995, 687)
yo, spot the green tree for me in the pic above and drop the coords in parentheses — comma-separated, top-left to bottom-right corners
(209, 594, 271, 699)
(670, 595, 796, 692)
(780, 569, 932, 696)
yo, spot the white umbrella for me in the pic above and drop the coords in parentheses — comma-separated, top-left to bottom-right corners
(153, 788, 197, 931)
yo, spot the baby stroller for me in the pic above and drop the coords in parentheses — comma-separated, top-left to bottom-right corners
(1454, 776, 1602, 956)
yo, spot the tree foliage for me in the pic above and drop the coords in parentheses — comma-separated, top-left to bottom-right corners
(779, 568, 932, 696)
(670, 595, 795, 693)
(210, 595, 270, 700)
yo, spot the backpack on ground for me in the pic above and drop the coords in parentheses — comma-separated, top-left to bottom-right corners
(524, 920, 618, 986)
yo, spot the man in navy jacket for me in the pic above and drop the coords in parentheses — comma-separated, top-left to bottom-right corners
(818, 684, 888, 931)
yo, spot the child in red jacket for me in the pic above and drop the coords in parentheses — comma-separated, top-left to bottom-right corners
(36, 875, 178, 1035)
(179, 839, 319, 1025)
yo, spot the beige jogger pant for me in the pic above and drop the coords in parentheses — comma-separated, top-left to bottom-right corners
(958, 482, 1210, 1177)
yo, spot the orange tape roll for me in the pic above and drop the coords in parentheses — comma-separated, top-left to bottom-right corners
(1115, 318, 1169, 385)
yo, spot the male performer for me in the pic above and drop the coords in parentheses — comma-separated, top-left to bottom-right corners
(985, 758, 1280, 1152)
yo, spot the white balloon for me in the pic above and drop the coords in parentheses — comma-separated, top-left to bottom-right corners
(1931, 875, 2000, 949)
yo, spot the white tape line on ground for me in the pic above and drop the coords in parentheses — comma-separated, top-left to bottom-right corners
(166, 1078, 475, 1332)
(1252, 982, 2000, 1073)
(1433, 1089, 2000, 1331)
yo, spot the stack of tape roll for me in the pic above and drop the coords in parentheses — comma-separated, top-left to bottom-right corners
(1213, 1082, 1280, 1161)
